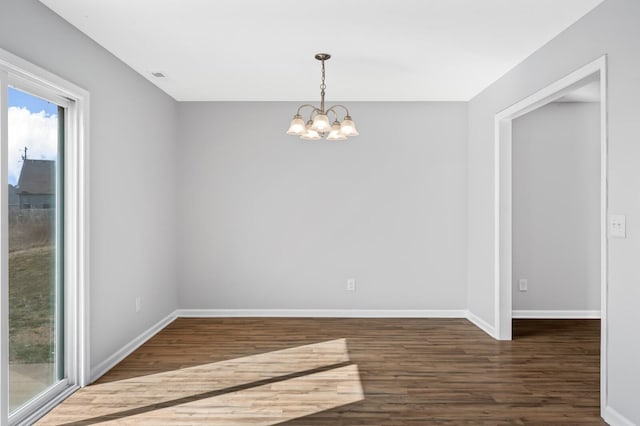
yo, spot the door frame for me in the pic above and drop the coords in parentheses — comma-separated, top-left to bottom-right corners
(493, 55, 608, 409)
(0, 47, 91, 425)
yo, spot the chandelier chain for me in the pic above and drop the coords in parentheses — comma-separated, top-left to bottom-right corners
(320, 59, 326, 112)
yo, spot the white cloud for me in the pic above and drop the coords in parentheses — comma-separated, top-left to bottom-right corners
(8, 106, 58, 185)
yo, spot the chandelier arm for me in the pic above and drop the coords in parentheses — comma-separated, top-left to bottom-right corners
(325, 108, 340, 122)
(326, 104, 351, 118)
(296, 104, 322, 117)
(309, 108, 322, 121)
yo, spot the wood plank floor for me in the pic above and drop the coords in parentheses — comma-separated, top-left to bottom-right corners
(38, 318, 603, 425)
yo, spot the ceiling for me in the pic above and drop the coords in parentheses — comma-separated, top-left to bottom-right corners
(39, 0, 604, 102)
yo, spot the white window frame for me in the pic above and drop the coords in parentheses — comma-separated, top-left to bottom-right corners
(0, 47, 90, 426)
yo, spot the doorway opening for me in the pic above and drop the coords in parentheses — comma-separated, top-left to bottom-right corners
(512, 77, 601, 320)
(494, 56, 607, 411)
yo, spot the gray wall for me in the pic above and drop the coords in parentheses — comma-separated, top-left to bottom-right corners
(512, 102, 600, 312)
(0, 0, 179, 369)
(3, 0, 637, 422)
(467, 0, 640, 421)
(177, 102, 468, 311)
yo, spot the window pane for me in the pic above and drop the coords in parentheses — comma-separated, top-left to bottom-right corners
(7, 87, 62, 412)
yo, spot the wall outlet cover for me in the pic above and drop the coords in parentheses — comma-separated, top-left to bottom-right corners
(346, 279, 356, 291)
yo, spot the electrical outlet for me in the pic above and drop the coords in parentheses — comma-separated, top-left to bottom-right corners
(135, 296, 142, 312)
(346, 278, 356, 292)
(518, 279, 528, 292)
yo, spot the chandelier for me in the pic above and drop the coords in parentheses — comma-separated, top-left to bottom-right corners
(286, 53, 359, 141)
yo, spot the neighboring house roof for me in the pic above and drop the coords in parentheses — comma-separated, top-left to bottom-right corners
(17, 159, 55, 194)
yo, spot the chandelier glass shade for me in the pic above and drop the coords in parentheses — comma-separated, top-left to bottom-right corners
(287, 53, 359, 141)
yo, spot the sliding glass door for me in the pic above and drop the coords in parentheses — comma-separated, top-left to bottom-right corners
(7, 86, 64, 414)
(1, 47, 88, 425)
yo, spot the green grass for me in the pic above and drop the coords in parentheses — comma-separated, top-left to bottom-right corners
(9, 246, 56, 364)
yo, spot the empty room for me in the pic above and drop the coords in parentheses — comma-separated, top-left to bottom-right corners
(0, 0, 639, 425)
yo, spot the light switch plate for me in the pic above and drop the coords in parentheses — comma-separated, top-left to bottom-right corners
(609, 214, 626, 238)
(518, 279, 528, 292)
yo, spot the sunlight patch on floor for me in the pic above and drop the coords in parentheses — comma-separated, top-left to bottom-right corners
(108, 364, 363, 425)
(37, 338, 364, 425)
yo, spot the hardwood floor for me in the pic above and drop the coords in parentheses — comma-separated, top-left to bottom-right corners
(38, 318, 603, 425)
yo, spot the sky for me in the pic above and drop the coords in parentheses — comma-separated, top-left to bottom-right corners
(8, 88, 58, 115)
(7, 87, 59, 185)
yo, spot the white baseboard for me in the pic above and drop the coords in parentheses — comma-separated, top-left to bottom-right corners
(90, 312, 177, 383)
(177, 309, 500, 340)
(91, 309, 468, 382)
(512, 310, 601, 319)
(175, 308, 468, 318)
(602, 405, 636, 426)
(96, 308, 603, 384)
(466, 311, 497, 338)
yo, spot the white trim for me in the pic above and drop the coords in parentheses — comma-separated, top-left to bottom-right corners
(0, 67, 9, 426)
(90, 313, 177, 382)
(0, 49, 84, 107)
(599, 59, 609, 415)
(89, 309, 468, 383)
(7, 74, 71, 109)
(494, 117, 513, 340)
(176, 309, 468, 318)
(512, 310, 601, 319)
(602, 405, 636, 426)
(63, 78, 91, 388)
(494, 55, 609, 416)
(466, 311, 497, 338)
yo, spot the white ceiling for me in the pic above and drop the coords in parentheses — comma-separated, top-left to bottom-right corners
(39, 0, 604, 102)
